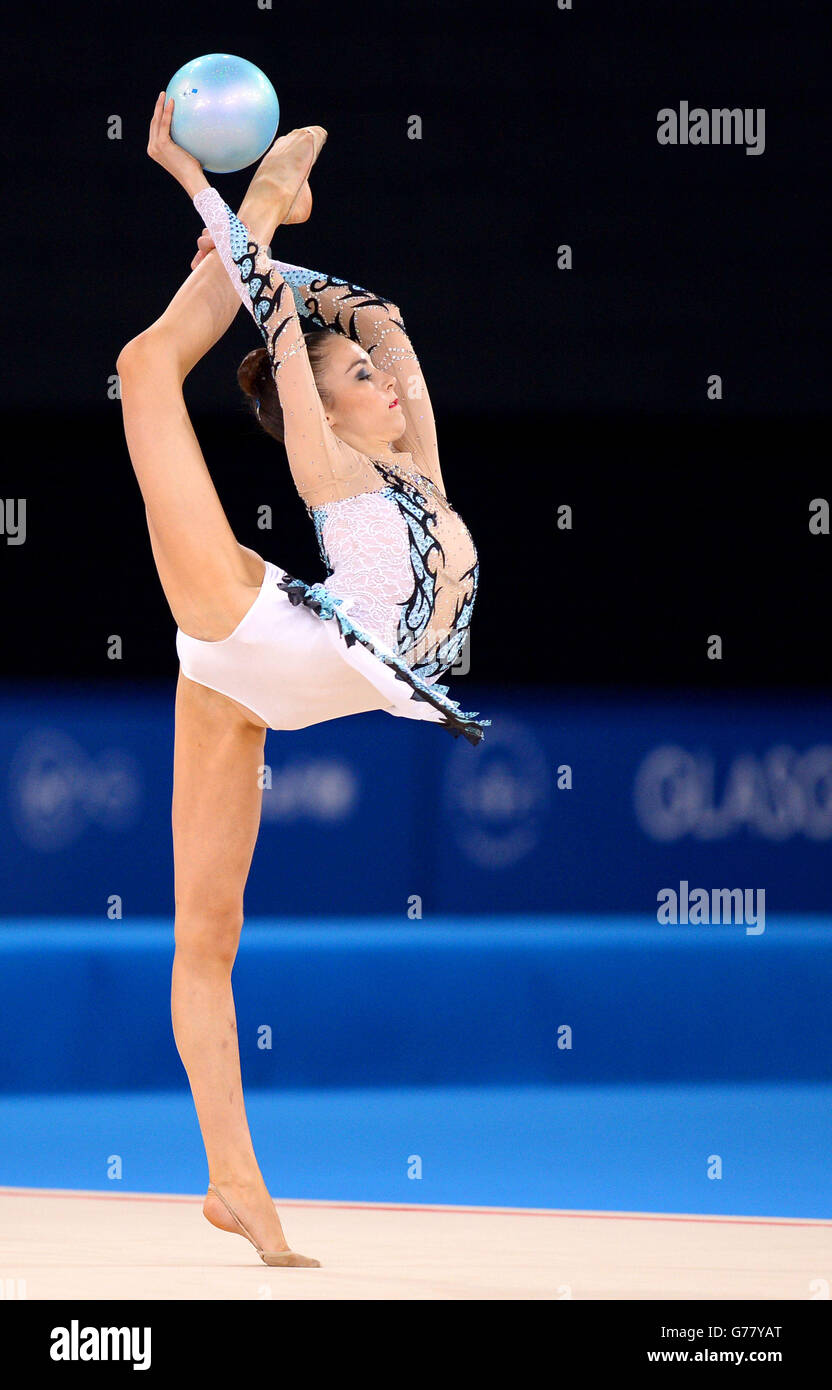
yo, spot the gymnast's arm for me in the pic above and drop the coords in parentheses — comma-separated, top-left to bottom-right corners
(192, 185, 377, 508)
(256, 252, 446, 496)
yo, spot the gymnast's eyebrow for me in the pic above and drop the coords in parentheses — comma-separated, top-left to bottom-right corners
(346, 354, 371, 373)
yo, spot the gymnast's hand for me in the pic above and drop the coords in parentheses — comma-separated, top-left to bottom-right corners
(147, 92, 209, 200)
(190, 229, 217, 272)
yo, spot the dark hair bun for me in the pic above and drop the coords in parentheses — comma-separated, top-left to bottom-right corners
(236, 329, 335, 448)
(237, 347, 268, 399)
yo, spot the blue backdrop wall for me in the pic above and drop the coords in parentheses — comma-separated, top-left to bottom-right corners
(0, 683, 830, 919)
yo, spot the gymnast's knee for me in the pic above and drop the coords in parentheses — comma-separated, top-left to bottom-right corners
(173, 901, 245, 967)
(117, 329, 181, 381)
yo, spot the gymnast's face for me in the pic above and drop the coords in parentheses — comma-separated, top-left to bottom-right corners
(320, 337, 407, 447)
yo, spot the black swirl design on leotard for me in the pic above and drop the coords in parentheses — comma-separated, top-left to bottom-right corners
(366, 460, 478, 682)
(298, 275, 406, 341)
(232, 243, 298, 370)
(367, 460, 443, 658)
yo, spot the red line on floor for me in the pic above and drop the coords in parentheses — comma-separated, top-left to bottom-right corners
(0, 1187, 828, 1228)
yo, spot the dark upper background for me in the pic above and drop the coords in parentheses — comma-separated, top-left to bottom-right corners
(2, 0, 829, 691)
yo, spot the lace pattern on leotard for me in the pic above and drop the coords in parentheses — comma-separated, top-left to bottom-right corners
(368, 461, 479, 682)
(312, 491, 414, 656)
(310, 465, 479, 685)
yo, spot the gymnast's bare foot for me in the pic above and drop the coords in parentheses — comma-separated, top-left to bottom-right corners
(251, 126, 327, 224)
(203, 1174, 291, 1254)
(283, 178, 312, 224)
(190, 129, 324, 268)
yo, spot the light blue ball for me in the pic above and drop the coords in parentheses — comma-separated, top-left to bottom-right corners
(166, 53, 279, 174)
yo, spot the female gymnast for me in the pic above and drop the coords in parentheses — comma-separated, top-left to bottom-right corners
(117, 94, 488, 1267)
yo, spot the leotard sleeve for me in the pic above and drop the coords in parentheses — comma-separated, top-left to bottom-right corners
(234, 246, 445, 495)
(193, 185, 377, 508)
